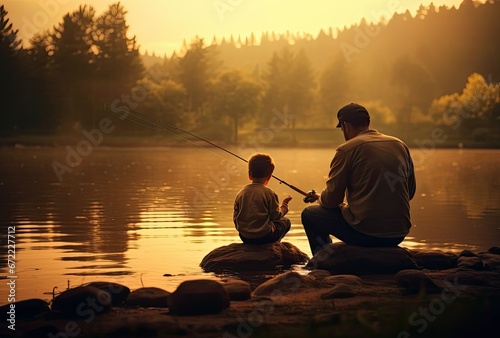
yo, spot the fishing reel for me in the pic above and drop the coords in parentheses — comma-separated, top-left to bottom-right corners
(303, 189, 317, 203)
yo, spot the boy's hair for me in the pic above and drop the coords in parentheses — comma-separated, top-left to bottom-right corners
(248, 153, 275, 179)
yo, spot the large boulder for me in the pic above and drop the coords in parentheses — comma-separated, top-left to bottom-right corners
(221, 280, 252, 301)
(0, 299, 50, 320)
(306, 243, 418, 275)
(480, 253, 500, 272)
(126, 287, 170, 308)
(252, 271, 319, 296)
(200, 242, 309, 272)
(411, 250, 458, 270)
(320, 283, 357, 299)
(51, 285, 112, 317)
(395, 269, 443, 294)
(168, 280, 230, 316)
(84, 281, 130, 306)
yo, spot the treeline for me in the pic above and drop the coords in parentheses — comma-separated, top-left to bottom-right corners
(1, 0, 499, 145)
(1, 3, 144, 135)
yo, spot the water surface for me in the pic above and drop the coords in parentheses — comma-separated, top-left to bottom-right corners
(0, 146, 499, 302)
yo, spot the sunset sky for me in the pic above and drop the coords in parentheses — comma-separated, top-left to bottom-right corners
(4, 0, 469, 56)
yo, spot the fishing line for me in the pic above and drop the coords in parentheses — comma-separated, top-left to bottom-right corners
(104, 103, 311, 197)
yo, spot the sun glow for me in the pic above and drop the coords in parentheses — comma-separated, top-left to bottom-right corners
(4, 0, 467, 55)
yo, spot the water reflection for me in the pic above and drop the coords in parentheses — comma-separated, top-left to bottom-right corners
(0, 147, 498, 302)
(416, 149, 500, 219)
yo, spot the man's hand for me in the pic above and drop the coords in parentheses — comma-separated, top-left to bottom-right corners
(303, 190, 319, 203)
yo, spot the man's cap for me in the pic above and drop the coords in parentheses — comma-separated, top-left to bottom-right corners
(336, 103, 370, 128)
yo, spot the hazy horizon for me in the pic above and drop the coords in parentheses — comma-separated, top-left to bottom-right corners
(3, 0, 470, 56)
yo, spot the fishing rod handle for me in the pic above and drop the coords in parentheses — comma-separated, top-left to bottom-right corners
(303, 189, 318, 203)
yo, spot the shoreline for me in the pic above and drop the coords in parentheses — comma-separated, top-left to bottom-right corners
(2, 245, 499, 338)
(1, 133, 499, 150)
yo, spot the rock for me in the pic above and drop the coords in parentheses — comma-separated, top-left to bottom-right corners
(22, 325, 60, 338)
(322, 274, 364, 287)
(51, 285, 112, 316)
(457, 256, 486, 270)
(450, 270, 494, 286)
(411, 250, 458, 270)
(0, 299, 50, 320)
(306, 243, 418, 275)
(252, 271, 319, 296)
(84, 281, 130, 306)
(321, 283, 356, 299)
(488, 247, 500, 255)
(459, 250, 478, 257)
(395, 269, 443, 294)
(200, 242, 309, 272)
(168, 280, 230, 316)
(307, 269, 331, 281)
(479, 253, 500, 272)
(221, 280, 252, 301)
(126, 287, 170, 308)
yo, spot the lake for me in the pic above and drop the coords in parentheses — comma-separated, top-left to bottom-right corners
(0, 146, 499, 303)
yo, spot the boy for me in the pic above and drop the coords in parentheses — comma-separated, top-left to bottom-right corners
(233, 153, 292, 244)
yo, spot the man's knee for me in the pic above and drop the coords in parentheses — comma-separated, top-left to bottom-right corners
(301, 206, 314, 223)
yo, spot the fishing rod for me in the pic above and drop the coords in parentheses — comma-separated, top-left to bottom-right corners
(104, 103, 313, 198)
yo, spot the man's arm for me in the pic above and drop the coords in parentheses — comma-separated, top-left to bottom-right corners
(319, 149, 348, 208)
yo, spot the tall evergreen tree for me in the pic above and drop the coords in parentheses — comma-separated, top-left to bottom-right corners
(0, 5, 23, 133)
(94, 2, 144, 101)
(262, 47, 315, 132)
(210, 69, 262, 143)
(52, 5, 96, 129)
(261, 51, 286, 126)
(391, 54, 436, 127)
(320, 53, 350, 126)
(24, 31, 60, 131)
(288, 49, 315, 130)
(177, 37, 210, 117)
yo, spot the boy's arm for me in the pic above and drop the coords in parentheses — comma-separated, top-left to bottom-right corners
(280, 195, 292, 215)
(270, 193, 292, 219)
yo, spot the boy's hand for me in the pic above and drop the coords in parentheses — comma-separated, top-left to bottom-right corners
(282, 195, 293, 204)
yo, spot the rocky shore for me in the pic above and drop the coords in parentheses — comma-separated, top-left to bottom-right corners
(2, 242, 500, 338)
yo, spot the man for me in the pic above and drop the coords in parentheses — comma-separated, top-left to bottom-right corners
(301, 103, 416, 255)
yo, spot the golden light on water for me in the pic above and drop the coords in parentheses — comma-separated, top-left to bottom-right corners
(1, 147, 499, 302)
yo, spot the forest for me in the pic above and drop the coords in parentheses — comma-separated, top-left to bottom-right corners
(1, 0, 499, 147)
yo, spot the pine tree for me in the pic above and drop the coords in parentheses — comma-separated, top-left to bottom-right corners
(0, 5, 23, 132)
(178, 37, 210, 117)
(320, 53, 350, 126)
(51, 5, 96, 128)
(94, 2, 145, 100)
